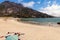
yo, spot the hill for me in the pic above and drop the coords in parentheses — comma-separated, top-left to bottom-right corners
(0, 1, 54, 18)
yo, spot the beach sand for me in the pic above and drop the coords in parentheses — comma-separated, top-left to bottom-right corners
(0, 18, 60, 40)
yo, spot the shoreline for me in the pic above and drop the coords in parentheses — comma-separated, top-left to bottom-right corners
(0, 17, 59, 27)
(19, 20, 60, 27)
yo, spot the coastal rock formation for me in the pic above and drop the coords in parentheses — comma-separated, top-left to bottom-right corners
(0, 1, 54, 18)
(57, 22, 60, 25)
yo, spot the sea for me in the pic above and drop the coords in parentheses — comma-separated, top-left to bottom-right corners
(21, 18, 60, 26)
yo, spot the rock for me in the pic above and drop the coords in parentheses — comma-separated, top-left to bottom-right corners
(57, 22, 60, 25)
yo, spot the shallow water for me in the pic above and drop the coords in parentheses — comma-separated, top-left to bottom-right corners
(21, 18, 60, 26)
(21, 18, 60, 22)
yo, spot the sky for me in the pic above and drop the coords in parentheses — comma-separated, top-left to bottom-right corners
(0, 0, 60, 17)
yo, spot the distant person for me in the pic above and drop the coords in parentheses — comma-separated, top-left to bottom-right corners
(48, 22, 51, 26)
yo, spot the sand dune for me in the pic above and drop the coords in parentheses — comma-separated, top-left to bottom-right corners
(0, 18, 60, 40)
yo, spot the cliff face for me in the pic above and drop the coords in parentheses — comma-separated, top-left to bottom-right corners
(0, 1, 54, 18)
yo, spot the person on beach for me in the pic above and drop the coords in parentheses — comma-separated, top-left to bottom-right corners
(5, 32, 11, 38)
(17, 33, 21, 40)
(16, 32, 24, 40)
(0, 32, 11, 38)
(5, 32, 15, 40)
(12, 33, 18, 40)
(0, 32, 24, 40)
(5, 32, 21, 40)
(0, 32, 13, 40)
(0, 36, 4, 38)
(18, 34, 20, 40)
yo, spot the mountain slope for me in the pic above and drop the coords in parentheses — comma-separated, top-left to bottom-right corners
(0, 1, 54, 18)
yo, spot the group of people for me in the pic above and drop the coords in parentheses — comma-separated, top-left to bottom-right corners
(0, 32, 24, 40)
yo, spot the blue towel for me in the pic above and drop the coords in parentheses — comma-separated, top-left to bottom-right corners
(5, 35, 18, 40)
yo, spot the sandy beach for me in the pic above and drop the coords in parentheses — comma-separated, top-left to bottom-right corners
(0, 18, 60, 40)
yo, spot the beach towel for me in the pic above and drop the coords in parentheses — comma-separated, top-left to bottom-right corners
(5, 35, 18, 40)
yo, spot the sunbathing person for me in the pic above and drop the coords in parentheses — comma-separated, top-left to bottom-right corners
(0, 36, 4, 38)
(0, 32, 24, 40)
(5, 32, 24, 40)
(5, 32, 11, 38)
(0, 32, 11, 38)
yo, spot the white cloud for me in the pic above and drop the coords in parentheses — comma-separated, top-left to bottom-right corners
(39, 1, 60, 17)
(22, 1, 35, 7)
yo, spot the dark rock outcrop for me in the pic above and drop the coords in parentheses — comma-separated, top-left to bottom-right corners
(0, 1, 54, 18)
(57, 22, 60, 25)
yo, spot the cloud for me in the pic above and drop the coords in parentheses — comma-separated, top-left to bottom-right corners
(39, 1, 60, 17)
(22, 1, 35, 7)
(17, 0, 23, 3)
(48, 1, 51, 4)
(37, 2, 40, 4)
(47, 1, 51, 6)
